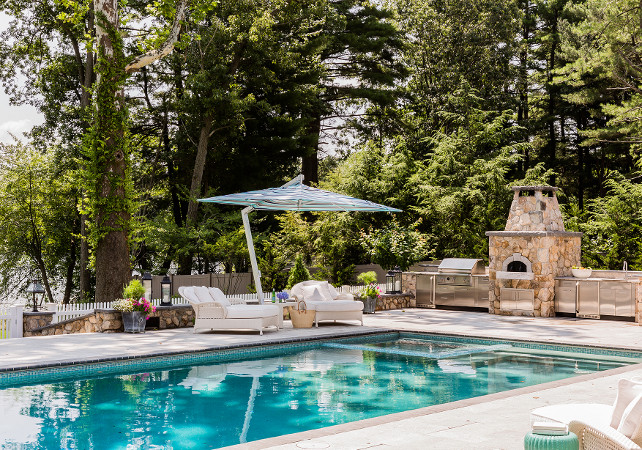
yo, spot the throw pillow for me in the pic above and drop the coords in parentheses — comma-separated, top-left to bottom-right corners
(617, 393, 642, 439)
(317, 282, 335, 301)
(193, 286, 214, 303)
(208, 287, 231, 306)
(308, 287, 324, 303)
(611, 378, 642, 429)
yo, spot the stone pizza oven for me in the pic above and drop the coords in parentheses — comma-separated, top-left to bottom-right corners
(486, 186, 582, 317)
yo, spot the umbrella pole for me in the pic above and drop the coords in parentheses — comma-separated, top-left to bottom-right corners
(242, 207, 264, 304)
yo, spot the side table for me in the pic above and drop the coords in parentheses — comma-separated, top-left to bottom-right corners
(524, 431, 579, 450)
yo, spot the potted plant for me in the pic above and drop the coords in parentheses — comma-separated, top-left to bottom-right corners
(357, 271, 381, 314)
(113, 280, 156, 333)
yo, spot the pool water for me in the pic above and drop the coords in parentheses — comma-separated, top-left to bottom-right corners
(1, 333, 640, 449)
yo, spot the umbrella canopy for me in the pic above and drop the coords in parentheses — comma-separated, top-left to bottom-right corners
(198, 175, 401, 303)
(199, 175, 401, 213)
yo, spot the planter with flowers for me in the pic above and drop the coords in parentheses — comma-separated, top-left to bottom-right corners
(356, 271, 381, 314)
(113, 280, 156, 333)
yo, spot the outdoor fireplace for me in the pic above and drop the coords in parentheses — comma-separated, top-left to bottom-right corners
(486, 186, 582, 317)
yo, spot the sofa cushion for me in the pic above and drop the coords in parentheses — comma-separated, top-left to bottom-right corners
(208, 287, 231, 306)
(611, 378, 642, 428)
(617, 393, 642, 440)
(193, 286, 215, 303)
(226, 304, 279, 319)
(307, 300, 364, 312)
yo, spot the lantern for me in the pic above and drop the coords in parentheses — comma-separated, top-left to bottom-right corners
(26, 280, 45, 312)
(385, 270, 395, 294)
(142, 272, 152, 301)
(160, 275, 172, 306)
(392, 266, 402, 293)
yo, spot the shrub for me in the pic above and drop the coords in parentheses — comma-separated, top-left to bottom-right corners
(356, 271, 378, 285)
(286, 254, 311, 288)
(122, 279, 146, 300)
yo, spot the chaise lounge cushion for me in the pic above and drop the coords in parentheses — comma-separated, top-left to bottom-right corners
(208, 287, 231, 306)
(611, 378, 642, 428)
(193, 286, 215, 303)
(307, 300, 364, 312)
(226, 304, 279, 319)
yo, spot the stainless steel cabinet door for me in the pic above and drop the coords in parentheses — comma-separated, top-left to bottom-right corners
(555, 280, 577, 313)
(578, 281, 599, 316)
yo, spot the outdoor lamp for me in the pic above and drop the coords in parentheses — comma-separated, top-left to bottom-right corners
(393, 266, 403, 293)
(385, 270, 395, 294)
(160, 275, 172, 306)
(142, 272, 152, 301)
(26, 280, 45, 313)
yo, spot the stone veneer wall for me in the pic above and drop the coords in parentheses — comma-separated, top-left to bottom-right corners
(376, 293, 414, 311)
(24, 306, 194, 337)
(402, 273, 417, 299)
(488, 233, 581, 317)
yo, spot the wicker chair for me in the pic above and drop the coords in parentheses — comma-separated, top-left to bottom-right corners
(569, 420, 641, 450)
(179, 286, 279, 335)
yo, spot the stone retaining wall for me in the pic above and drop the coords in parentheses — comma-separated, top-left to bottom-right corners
(24, 306, 194, 337)
(377, 293, 414, 311)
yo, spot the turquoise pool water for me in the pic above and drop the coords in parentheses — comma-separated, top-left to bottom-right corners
(1, 333, 641, 449)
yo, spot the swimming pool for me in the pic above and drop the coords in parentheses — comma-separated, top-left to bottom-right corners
(1, 332, 641, 449)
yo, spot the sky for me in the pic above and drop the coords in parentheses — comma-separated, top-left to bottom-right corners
(0, 12, 44, 144)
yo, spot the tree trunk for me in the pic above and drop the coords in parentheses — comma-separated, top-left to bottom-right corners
(186, 115, 213, 226)
(302, 114, 321, 186)
(93, 0, 131, 302)
(63, 233, 78, 304)
(178, 115, 213, 275)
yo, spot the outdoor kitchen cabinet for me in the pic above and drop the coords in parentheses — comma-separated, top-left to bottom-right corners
(577, 281, 599, 317)
(555, 279, 577, 314)
(599, 281, 634, 317)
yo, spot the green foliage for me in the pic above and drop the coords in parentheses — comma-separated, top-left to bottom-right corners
(356, 271, 377, 285)
(122, 279, 146, 300)
(286, 254, 311, 289)
(360, 220, 431, 271)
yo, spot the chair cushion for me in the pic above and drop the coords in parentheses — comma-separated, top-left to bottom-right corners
(226, 304, 279, 319)
(193, 286, 215, 303)
(618, 393, 642, 439)
(611, 378, 642, 428)
(306, 300, 364, 312)
(208, 287, 230, 306)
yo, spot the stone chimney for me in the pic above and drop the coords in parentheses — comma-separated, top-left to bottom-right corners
(486, 186, 582, 317)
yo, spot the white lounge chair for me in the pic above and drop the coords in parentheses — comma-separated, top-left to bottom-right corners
(569, 419, 641, 450)
(178, 286, 280, 335)
(290, 280, 363, 327)
(530, 378, 642, 450)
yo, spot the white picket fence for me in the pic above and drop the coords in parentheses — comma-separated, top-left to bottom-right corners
(48, 297, 190, 324)
(0, 305, 23, 339)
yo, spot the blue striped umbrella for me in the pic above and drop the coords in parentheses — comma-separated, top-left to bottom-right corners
(199, 176, 401, 304)
(199, 176, 401, 213)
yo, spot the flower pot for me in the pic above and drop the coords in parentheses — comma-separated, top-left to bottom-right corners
(361, 297, 376, 314)
(572, 268, 592, 279)
(122, 311, 147, 333)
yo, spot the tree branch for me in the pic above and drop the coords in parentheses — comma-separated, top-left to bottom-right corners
(125, 0, 188, 73)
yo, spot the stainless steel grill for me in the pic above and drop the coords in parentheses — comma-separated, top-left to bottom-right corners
(416, 258, 489, 308)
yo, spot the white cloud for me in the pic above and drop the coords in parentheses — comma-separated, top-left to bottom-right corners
(0, 119, 32, 143)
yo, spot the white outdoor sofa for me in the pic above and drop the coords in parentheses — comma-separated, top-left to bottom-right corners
(290, 280, 363, 327)
(179, 286, 280, 335)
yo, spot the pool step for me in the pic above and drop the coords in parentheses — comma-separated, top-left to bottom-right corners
(323, 342, 512, 360)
